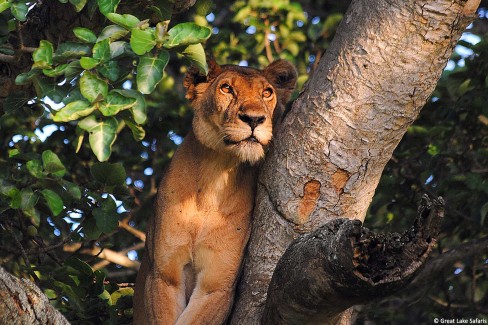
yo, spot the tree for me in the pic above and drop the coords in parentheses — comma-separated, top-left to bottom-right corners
(1, 0, 487, 324)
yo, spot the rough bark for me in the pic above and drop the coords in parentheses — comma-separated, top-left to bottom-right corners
(0, 267, 69, 325)
(231, 0, 480, 324)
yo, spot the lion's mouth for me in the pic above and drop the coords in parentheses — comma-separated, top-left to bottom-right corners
(224, 135, 261, 146)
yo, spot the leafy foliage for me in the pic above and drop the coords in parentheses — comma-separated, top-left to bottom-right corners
(0, 0, 487, 323)
(3, 0, 210, 162)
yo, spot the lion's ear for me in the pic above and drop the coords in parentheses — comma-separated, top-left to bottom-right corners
(184, 58, 223, 101)
(263, 59, 298, 104)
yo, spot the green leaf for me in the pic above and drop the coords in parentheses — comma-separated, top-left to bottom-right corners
(233, 6, 252, 22)
(98, 61, 120, 81)
(41, 189, 64, 216)
(26, 159, 44, 178)
(91, 162, 126, 186)
(130, 28, 156, 55)
(427, 143, 440, 156)
(181, 43, 207, 74)
(99, 91, 136, 116)
(42, 150, 66, 177)
(33, 40, 54, 69)
(69, 0, 88, 12)
(11, 2, 28, 22)
(78, 116, 118, 161)
(98, 290, 112, 303)
(109, 41, 132, 59)
(97, 25, 129, 42)
(124, 118, 145, 141)
(52, 100, 95, 122)
(458, 79, 473, 96)
(164, 23, 211, 48)
(0, 179, 15, 195)
(33, 77, 69, 103)
(65, 257, 94, 276)
(8, 188, 21, 209)
(20, 188, 39, 211)
(15, 69, 41, 85)
(63, 61, 84, 82)
(112, 89, 146, 124)
(73, 27, 97, 43)
(0, 1, 11, 14)
(43, 64, 69, 77)
(106, 13, 140, 29)
(8, 149, 20, 158)
(54, 42, 91, 61)
(23, 207, 40, 227)
(111, 287, 134, 305)
(3, 91, 29, 113)
(80, 71, 108, 103)
(136, 51, 169, 94)
(80, 57, 100, 69)
(97, 0, 120, 15)
(93, 196, 118, 233)
(60, 180, 82, 200)
(93, 39, 111, 62)
(83, 218, 102, 240)
(74, 126, 85, 153)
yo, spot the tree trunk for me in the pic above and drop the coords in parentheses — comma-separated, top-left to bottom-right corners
(231, 0, 480, 324)
(0, 267, 69, 325)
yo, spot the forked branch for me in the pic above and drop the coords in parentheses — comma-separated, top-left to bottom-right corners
(261, 196, 444, 325)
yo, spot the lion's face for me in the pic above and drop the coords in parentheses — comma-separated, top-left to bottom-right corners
(184, 60, 297, 164)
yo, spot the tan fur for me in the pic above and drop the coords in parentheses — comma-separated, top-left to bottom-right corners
(133, 59, 297, 325)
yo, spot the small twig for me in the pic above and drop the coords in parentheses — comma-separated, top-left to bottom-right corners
(273, 38, 282, 54)
(26, 220, 83, 256)
(264, 30, 274, 63)
(91, 242, 145, 270)
(116, 282, 135, 288)
(119, 220, 146, 242)
(20, 46, 37, 53)
(0, 53, 16, 63)
(64, 242, 143, 270)
(8, 222, 39, 283)
(429, 295, 468, 308)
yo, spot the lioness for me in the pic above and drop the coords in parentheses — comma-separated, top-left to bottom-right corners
(133, 59, 297, 325)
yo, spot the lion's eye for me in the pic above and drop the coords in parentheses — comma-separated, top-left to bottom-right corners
(220, 84, 234, 94)
(263, 88, 273, 98)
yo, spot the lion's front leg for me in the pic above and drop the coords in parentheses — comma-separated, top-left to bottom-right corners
(145, 271, 186, 325)
(175, 228, 248, 325)
(175, 287, 234, 325)
(144, 241, 192, 325)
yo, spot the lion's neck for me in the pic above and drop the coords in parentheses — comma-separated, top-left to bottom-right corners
(172, 131, 256, 208)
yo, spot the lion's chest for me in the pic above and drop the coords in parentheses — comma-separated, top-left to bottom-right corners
(184, 182, 253, 244)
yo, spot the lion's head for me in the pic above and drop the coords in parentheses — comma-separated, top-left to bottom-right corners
(184, 59, 297, 164)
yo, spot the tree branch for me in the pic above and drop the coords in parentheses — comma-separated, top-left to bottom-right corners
(0, 267, 69, 324)
(91, 242, 145, 271)
(119, 220, 146, 242)
(63, 244, 141, 270)
(261, 196, 444, 325)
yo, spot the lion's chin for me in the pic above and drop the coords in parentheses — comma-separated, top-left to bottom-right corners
(231, 141, 265, 165)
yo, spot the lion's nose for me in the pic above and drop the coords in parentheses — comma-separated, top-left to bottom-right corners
(238, 114, 266, 130)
